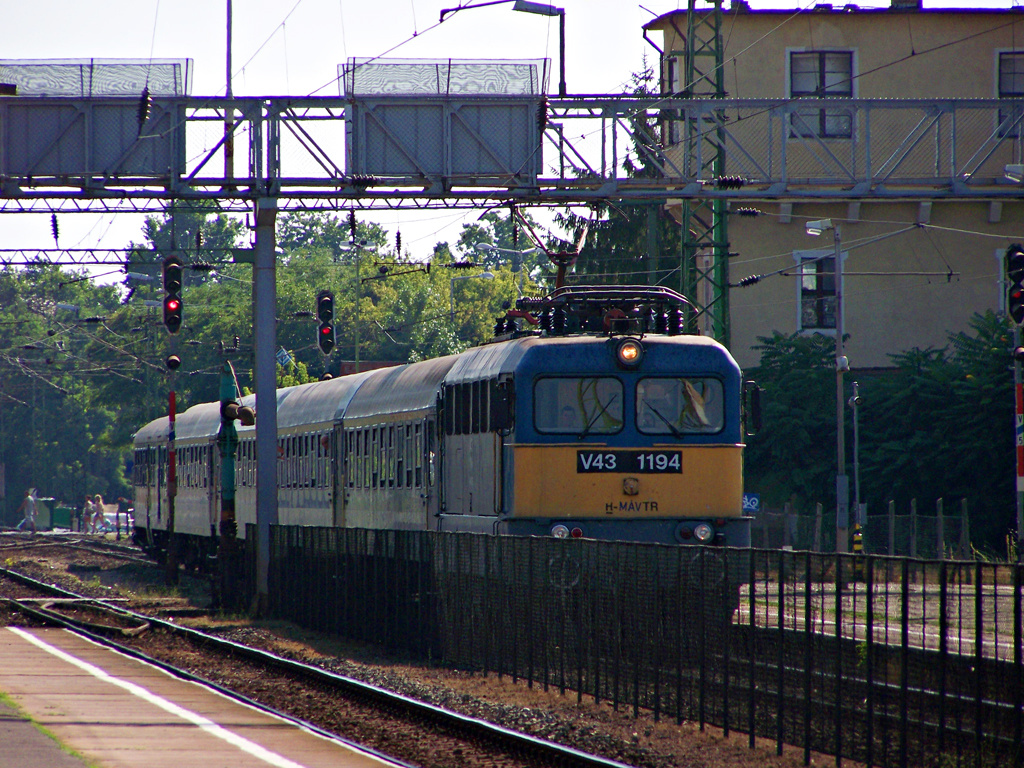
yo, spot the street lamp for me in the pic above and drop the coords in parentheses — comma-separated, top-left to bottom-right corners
(450, 272, 495, 323)
(439, 0, 566, 97)
(513, 1, 566, 98)
(806, 218, 849, 553)
(475, 242, 541, 295)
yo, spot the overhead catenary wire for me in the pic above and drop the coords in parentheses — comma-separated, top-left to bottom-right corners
(731, 223, 922, 288)
(586, 4, 1024, 171)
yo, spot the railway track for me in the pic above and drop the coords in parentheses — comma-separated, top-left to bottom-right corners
(0, 532, 153, 566)
(12, 535, 1008, 766)
(0, 564, 634, 768)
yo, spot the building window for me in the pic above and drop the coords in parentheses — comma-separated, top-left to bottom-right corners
(795, 250, 836, 332)
(998, 52, 1024, 137)
(663, 54, 681, 145)
(790, 51, 853, 139)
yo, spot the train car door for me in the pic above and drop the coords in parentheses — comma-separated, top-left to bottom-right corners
(208, 442, 221, 538)
(440, 384, 465, 517)
(332, 426, 345, 527)
(424, 417, 439, 526)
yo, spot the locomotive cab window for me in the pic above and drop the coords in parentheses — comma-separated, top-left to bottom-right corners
(535, 377, 624, 435)
(636, 377, 725, 435)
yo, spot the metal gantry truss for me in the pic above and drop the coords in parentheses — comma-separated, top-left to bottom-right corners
(0, 248, 252, 268)
(1, 95, 1022, 211)
(3, 91, 1024, 341)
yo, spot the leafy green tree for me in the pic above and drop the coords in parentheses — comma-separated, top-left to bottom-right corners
(745, 313, 1017, 553)
(0, 264, 142, 518)
(859, 312, 1015, 550)
(554, 62, 683, 288)
(744, 332, 837, 507)
(456, 209, 547, 282)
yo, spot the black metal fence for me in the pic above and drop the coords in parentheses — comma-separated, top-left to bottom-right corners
(249, 525, 1024, 768)
(754, 498, 975, 559)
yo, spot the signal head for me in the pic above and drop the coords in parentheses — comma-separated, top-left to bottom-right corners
(316, 290, 335, 323)
(165, 354, 181, 371)
(317, 322, 335, 355)
(162, 255, 184, 294)
(1008, 244, 1024, 324)
(1007, 244, 1024, 282)
(163, 295, 183, 334)
(162, 255, 184, 334)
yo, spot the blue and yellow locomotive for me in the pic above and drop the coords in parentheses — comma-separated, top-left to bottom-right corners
(132, 285, 759, 562)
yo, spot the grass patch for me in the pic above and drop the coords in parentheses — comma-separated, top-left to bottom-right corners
(0, 690, 103, 768)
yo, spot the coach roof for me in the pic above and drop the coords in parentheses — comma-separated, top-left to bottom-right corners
(345, 354, 461, 420)
(272, 369, 379, 430)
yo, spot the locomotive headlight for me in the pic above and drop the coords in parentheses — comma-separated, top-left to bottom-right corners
(550, 524, 570, 539)
(693, 522, 715, 542)
(616, 338, 644, 368)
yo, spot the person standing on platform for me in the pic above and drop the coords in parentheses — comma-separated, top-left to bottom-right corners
(15, 488, 38, 534)
(90, 494, 105, 534)
(83, 495, 95, 534)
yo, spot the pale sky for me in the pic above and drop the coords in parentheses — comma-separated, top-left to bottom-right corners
(0, 0, 1018, 270)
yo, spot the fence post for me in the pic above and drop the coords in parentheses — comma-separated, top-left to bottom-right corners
(814, 503, 823, 552)
(888, 499, 896, 557)
(783, 502, 792, 548)
(910, 498, 918, 559)
(959, 498, 971, 560)
(936, 497, 945, 560)
(763, 510, 771, 548)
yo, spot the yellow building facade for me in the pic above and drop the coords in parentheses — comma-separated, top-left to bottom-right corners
(645, 2, 1024, 369)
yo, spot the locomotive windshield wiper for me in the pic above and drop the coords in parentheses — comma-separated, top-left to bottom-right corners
(643, 402, 684, 438)
(577, 393, 619, 440)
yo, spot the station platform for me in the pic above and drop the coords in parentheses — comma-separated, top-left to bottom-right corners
(0, 627, 404, 768)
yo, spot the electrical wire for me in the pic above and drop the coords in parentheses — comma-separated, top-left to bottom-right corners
(588, 4, 1023, 159)
(145, 0, 162, 88)
(233, 0, 305, 83)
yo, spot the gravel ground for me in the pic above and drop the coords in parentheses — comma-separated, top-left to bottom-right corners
(0, 534, 852, 768)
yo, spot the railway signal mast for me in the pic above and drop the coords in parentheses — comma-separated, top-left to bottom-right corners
(161, 254, 185, 583)
(1007, 244, 1024, 562)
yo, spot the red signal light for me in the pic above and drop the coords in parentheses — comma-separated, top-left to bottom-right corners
(162, 255, 184, 334)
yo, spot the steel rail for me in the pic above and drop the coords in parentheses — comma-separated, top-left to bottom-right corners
(0, 564, 636, 768)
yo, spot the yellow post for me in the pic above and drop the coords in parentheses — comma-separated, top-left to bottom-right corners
(852, 523, 864, 581)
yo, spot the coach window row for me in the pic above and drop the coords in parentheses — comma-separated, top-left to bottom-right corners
(133, 446, 164, 486)
(178, 444, 212, 489)
(444, 379, 505, 436)
(275, 432, 331, 489)
(237, 439, 256, 488)
(345, 420, 433, 490)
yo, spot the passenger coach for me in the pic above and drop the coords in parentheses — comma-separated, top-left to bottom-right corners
(133, 285, 759, 563)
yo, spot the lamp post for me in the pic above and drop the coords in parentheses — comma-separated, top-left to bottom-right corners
(339, 239, 377, 372)
(848, 381, 862, 525)
(806, 218, 849, 553)
(475, 242, 541, 295)
(440, 0, 566, 97)
(450, 272, 495, 323)
(512, 1, 566, 98)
